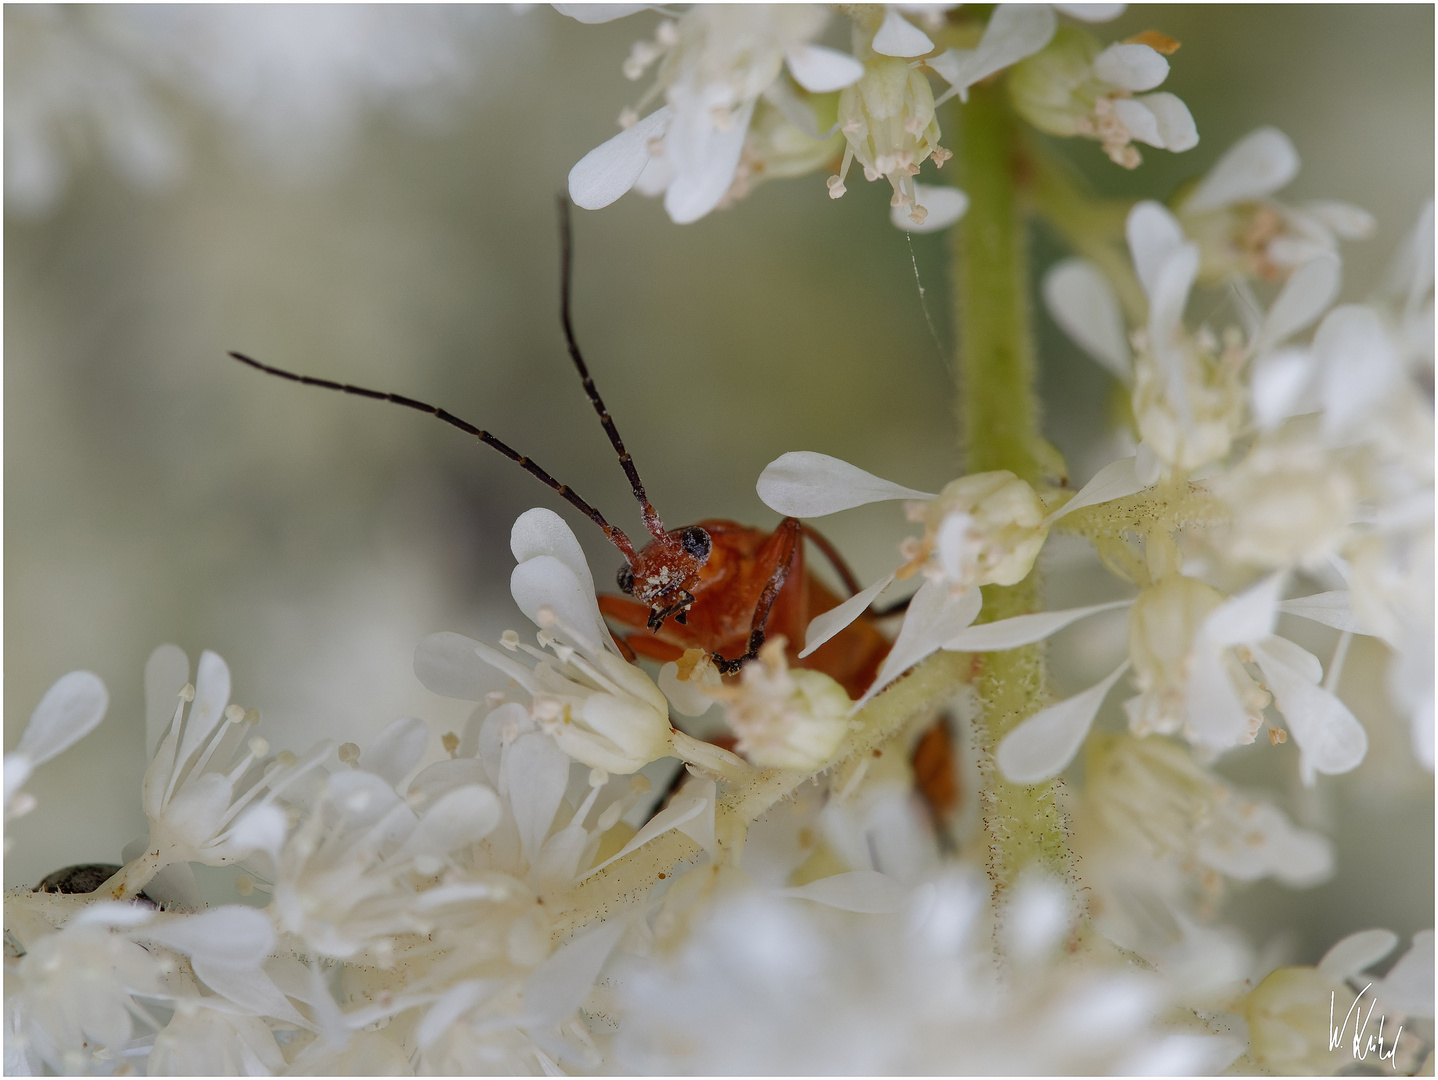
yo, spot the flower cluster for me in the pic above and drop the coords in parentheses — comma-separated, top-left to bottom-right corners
(7, 6, 1431, 1075)
(568, 4, 1200, 230)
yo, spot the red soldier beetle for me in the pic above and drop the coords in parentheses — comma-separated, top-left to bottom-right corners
(229, 199, 890, 701)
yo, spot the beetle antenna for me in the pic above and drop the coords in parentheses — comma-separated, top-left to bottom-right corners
(557, 196, 667, 541)
(227, 350, 639, 561)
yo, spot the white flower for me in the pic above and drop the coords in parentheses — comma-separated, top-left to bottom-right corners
(4, 903, 166, 1075)
(1044, 201, 1340, 473)
(993, 573, 1370, 784)
(1246, 929, 1433, 1074)
(3, 669, 108, 822)
(4, 900, 298, 1075)
(1074, 735, 1332, 999)
(927, 4, 1113, 106)
(147, 1006, 286, 1076)
(695, 638, 852, 771)
(828, 54, 953, 227)
(756, 449, 1156, 708)
(614, 870, 1240, 1073)
(1210, 418, 1361, 569)
(568, 6, 862, 223)
(104, 646, 332, 900)
(1178, 127, 1375, 282)
(1222, 204, 1433, 767)
(1084, 733, 1334, 890)
(1007, 23, 1197, 168)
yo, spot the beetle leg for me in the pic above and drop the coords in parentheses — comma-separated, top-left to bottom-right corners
(711, 518, 799, 674)
(800, 522, 864, 597)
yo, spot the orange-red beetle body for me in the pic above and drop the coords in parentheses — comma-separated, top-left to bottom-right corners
(598, 517, 890, 700)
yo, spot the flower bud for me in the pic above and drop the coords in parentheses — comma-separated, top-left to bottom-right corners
(1246, 967, 1357, 1075)
(1131, 326, 1246, 473)
(1009, 27, 1193, 170)
(906, 471, 1048, 589)
(832, 57, 950, 225)
(535, 652, 675, 776)
(716, 639, 850, 771)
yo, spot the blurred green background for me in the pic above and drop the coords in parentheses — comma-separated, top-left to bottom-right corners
(5, 5, 1433, 960)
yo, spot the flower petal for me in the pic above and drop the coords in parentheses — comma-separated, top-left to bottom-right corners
(1253, 253, 1340, 355)
(1184, 638, 1257, 751)
(872, 10, 934, 57)
(1052, 4, 1126, 22)
(1047, 455, 1153, 523)
(551, 3, 651, 24)
(1372, 930, 1435, 1016)
(800, 572, 897, 658)
(1126, 201, 1187, 303)
(855, 579, 982, 710)
(1129, 92, 1197, 151)
(391, 784, 502, 863)
(1111, 96, 1161, 147)
(568, 106, 672, 211)
(506, 731, 572, 868)
(359, 716, 429, 788)
(512, 555, 608, 655)
(945, 599, 1132, 651)
(584, 783, 709, 877)
(928, 4, 1056, 101)
(1277, 592, 1375, 636)
(1183, 127, 1299, 214)
(1197, 800, 1334, 887)
(414, 631, 498, 700)
(1299, 199, 1376, 240)
(1258, 634, 1323, 685)
(778, 870, 908, 913)
(996, 661, 1131, 783)
(1042, 258, 1131, 381)
(785, 43, 864, 92)
(1312, 304, 1402, 438)
(757, 451, 934, 516)
(523, 917, 629, 1025)
(662, 98, 754, 225)
(15, 670, 109, 768)
(1252, 643, 1368, 776)
(1203, 573, 1284, 646)
(1249, 345, 1317, 429)
(1148, 244, 1201, 401)
(418, 981, 494, 1050)
(143, 905, 273, 967)
(891, 183, 969, 233)
(174, 651, 231, 778)
(1318, 928, 1399, 982)
(1094, 43, 1168, 92)
(657, 661, 716, 717)
(511, 507, 599, 602)
(144, 645, 189, 760)
(227, 803, 289, 857)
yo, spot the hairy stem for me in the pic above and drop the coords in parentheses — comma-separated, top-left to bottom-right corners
(950, 84, 1075, 914)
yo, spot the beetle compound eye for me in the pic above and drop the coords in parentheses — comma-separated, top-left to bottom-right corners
(681, 526, 711, 561)
(616, 564, 636, 595)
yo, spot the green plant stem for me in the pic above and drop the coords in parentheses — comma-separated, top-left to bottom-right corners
(950, 84, 1075, 909)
